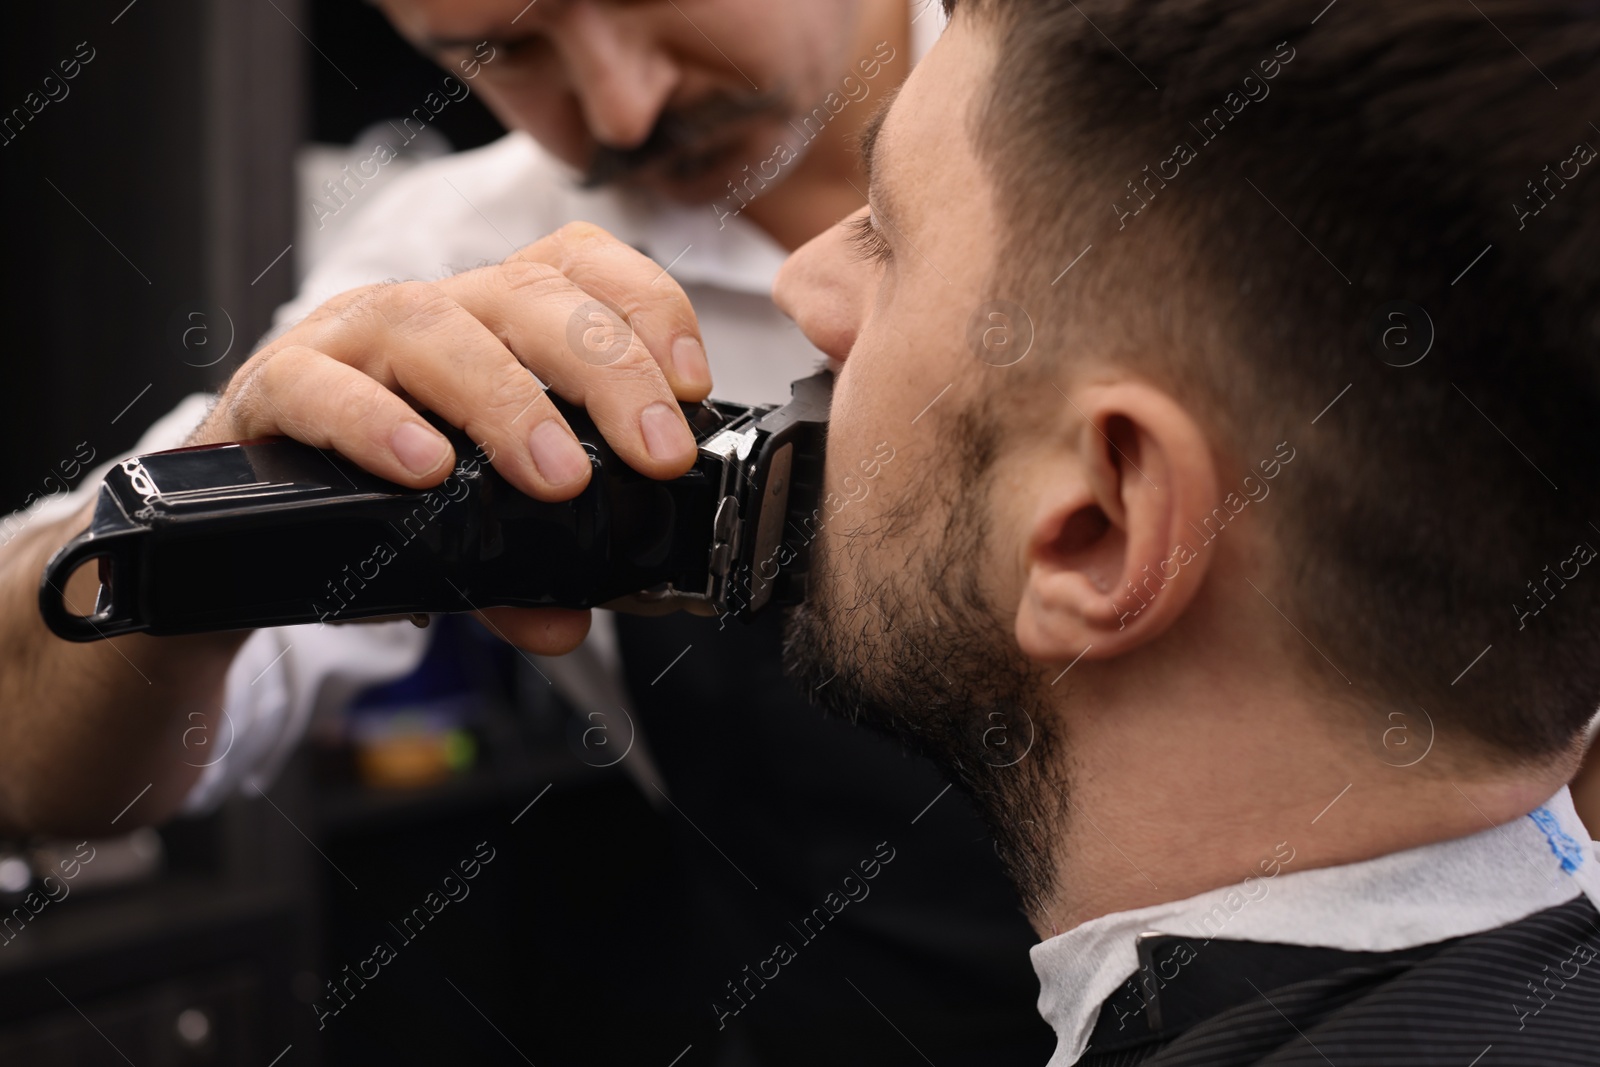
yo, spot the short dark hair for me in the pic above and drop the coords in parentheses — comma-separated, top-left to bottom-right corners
(950, 0, 1600, 762)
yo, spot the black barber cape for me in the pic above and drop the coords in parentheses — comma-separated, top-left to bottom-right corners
(616, 610, 1053, 1067)
(1081, 895, 1600, 1065)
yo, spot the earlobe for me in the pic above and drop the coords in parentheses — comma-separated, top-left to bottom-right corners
(1014, 382, 1219, 666)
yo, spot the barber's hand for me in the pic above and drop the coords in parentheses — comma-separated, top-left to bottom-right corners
(190, 223, 713, 654)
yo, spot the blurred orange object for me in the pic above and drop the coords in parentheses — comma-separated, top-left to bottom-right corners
(353, 726, 475, 790)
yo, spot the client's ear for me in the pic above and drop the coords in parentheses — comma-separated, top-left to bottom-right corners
(1015, 381, 1219, 663)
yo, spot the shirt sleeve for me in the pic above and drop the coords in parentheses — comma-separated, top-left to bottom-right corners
(268, 132, 555, 337)
(14, 392, 218, 533)
(1, 392, 434, 817)
(181, 618, 431, 814)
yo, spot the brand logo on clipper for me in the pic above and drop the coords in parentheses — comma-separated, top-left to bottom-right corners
(121, 458, 159, 504)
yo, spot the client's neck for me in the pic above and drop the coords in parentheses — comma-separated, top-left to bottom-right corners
(1029, 657, 1566, 940)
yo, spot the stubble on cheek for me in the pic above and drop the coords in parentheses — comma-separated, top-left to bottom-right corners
(780, 393, 1071, 920)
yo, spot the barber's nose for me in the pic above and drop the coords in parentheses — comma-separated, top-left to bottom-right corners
(558, 3, 676, 148)
(773, 210, 874, 363)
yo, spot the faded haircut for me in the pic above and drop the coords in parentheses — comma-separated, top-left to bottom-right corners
(948, 0, 1600, 762)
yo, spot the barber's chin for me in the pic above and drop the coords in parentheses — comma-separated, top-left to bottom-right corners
(662, 158, 778, 206)
(647, 170, 745, 206)
(655, 129, 802, 207)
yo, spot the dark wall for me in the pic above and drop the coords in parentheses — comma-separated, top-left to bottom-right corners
(0, 0, 508, 520)
(0, 0, 304, 517)
(307, 0, 504, 152)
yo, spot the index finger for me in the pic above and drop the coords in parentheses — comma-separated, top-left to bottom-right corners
(497, 222, 713, 401)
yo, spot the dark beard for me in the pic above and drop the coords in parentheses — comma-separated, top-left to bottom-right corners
(580, 89, 788, 189)
(780, 412, 1070, 919)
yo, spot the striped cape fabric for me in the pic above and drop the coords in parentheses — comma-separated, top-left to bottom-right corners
(1079, 896, 1600, 1065)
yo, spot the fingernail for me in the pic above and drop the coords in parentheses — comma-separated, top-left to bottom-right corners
(641, 402, 695, 463)
(529, 420, 590, 485)
(391, 421, 451, 477)
(671, 335, 711, 390)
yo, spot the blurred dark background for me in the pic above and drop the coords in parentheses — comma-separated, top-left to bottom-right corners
(1, 0, 504, 515)
(0, 5, 689, 1065)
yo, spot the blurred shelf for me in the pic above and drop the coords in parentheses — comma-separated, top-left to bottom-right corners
(311, 747, 603, 838)
(0, 874, 297, 1020)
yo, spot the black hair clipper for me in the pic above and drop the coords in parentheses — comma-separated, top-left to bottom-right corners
(39, 373, 831, 641)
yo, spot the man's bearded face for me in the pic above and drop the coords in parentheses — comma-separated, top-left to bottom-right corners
(781, 404, 1068, 917)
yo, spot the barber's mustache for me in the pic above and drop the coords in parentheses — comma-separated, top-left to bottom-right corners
(580, 90, 787, 189)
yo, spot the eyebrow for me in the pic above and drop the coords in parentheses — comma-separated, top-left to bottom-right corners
(856, 87, 905, 227)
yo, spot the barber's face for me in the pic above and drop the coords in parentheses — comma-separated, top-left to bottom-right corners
(377, 0, 877, 200)
(773, 14, 1062, 899)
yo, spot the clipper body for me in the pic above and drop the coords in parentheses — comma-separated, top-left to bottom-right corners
(39, 374, 831, 641)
